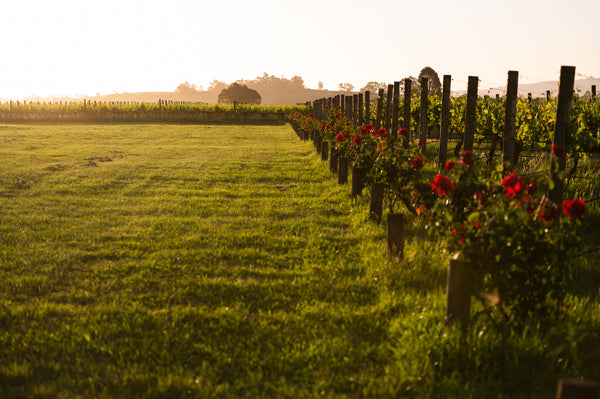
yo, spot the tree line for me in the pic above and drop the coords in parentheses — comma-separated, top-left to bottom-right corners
(174, 67, 442, 106)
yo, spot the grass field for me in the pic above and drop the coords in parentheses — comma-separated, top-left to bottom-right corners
(0, 123, 599, 398)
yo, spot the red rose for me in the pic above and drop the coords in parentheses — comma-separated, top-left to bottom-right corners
(398, 128, 408, 137)
(445, 161, 455, 171)
(527, 180, 537, 195)
(501, 173, 525, 199)
(430, 175, 455, 196)
(353, 135, 362, 146)
(563, 198, 585, 219)
(412, 157, 424, 171)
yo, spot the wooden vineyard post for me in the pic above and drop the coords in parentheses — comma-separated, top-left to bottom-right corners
(445, 254, 473, 328)
(503, 71, 519, 171)
(315, 132, 322, 154)
(358, 93, 364, 126)
(438, 75, 451, 170)
(351, 167, 366, 198)
(403, 78, 412, 149)
(549, 66, 576, 204)
(345, 96, 353, 119)
(387, 213, 404, 260)
(340, 94, 345, 113)
(463, 76, 479, 154)
(364, 91, 371, 124)
(392, 81, 400, 142)
(376, 88, 384, 130)
(330, 146, 338, 173)
(321, 141, 328, 161)
(338, 157, 348, 184)
(547, 90, 551, 101)
(353, 94, 358, 126)
(592, 85, 597, 99)
(556, 378, 598, 399)
(419, 77, 429, 154)
(369, 183, 384, 223)
(384, 84, 393, 133)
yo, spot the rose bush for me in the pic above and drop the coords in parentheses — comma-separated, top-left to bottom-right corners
(370, 138, 435, 214)
(428, 154, 585, 327)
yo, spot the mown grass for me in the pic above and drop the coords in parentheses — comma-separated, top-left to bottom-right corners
(0, 124, 598, 398)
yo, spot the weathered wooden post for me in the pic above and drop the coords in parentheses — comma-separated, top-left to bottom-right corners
(321, 140, 328, 161)
(330, 145, 338, 173)
(419, 77, 429, 154)
(403, 78, 412, 149)
(592, 85, 597, 99)
(392, 81, 400, 142)
(549, 66, 576, 204)
(369, 183, 384, 223)
(376, 88, 384, 130)
(364, 91, 371, 125)
(353, 94, 358, 126)
(384, 84, 393, 133)
(547, 90, 552, 101)
(463, 76, 479, 154)
(345, 96, 352, 119)
(351, 166, 366, 198)
(338, 157, 348, 184)
(445, 254, 473, 328)
(556, 378, 598, 399)
(358, 93, 364, 126)
(438, 75, 452, 170)
(387, 213, 404, 260)
(340, 94, 345, 113)
(503, 71, 519, 171)
(528, 93, 532, 102)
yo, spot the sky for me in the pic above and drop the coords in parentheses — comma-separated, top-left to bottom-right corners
(0, 0, 598, 99)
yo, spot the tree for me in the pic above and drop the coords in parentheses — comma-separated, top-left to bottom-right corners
(208, 80, 228, 92)
(418, 66, 442, 96)
(290, 76, 305, 89)
(175, 81, 199, 95)
(360, 81, 388, 94)
(218, 82, 261, 104)
(338, 82, 354, 92)
(318, 81, 324, 90)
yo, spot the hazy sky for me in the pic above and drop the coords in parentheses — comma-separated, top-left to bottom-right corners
(0, 0, 598, 99)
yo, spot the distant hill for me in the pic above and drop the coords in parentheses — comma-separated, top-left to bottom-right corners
(7, 77, 597, 105)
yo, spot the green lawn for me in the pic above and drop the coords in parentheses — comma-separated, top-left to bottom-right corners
(0, 124, 598, 398)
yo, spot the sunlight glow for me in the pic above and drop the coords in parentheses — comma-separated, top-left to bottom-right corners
(0, 0, 598, 99)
